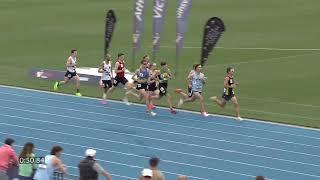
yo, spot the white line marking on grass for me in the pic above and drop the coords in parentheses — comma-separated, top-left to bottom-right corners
(0, 100, 319, 150)
(207, 52, 320, 67)
(1, 85, 320, 133)
(205, 102, 318, 121)
(165, 85, 320, 109)
(239, 96, 320, 109)
(160, 45, 320, 51)
(1, 91, 320, 141)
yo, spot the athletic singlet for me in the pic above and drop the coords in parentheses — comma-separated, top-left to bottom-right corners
(116, 61, 125, 78)
(191, 72, 204, 92)
(224, 76, 235, 95)
(138, 68, 149, 81)
(101, 61, 112, 81)
(159, 67, 170, 83)
(67, 56, 77, 73)
(149, 70, 158, 82)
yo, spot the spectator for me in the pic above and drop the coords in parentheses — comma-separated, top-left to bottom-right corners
(177, 175, 187, 180)
(78, 149, 112, 180)
(0, 138, 19, 180)
(256, 176, 265, 180)
(34, 146, 66, 180)
(18, 142, 36, 180)
(149, 157, 165, 180)
(140, 168, 153, 180)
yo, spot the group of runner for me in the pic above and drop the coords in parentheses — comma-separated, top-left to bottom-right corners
(53, 49, 242, 120)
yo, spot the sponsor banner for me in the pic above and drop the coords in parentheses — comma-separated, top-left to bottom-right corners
(176, 0, 192, 56)
(153, 0, 168, 52)
(133, 0, 147, 52)
(200, 17, 226, 66)
(104, 10, 117, 56)
(30, 68, 134, 85)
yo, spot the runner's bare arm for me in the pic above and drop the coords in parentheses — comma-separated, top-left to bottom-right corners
(98, 62, 105, 73)
(66, 57, 73, 68)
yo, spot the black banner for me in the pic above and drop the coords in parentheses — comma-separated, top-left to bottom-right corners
(104, 10, 117, 57)
(200, 17, 225, 66)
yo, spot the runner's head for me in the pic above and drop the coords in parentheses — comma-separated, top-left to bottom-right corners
(105, 54, 112, 62)
(71, 49, 77, 57)
(227, 67, 234, 76)
(160, 61, 167, 67)
(140, 59, 148, 69)
(194, 64, 202, 73)
(143, 54, 150, 62)
(118, 53, 125, 61)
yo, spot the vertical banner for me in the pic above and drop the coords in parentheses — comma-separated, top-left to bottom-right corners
(176, 0, 192, 58)
(104, 10, 117, 57)
(200, 17, 225, 66)
(133, 0, 146, 68)
(152, 0, 168, 61)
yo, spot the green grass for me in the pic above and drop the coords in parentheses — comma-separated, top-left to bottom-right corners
(1, 0, 320, 128)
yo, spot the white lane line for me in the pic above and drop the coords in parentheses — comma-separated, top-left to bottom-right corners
(4, 112, 319, 157)
(0, 123, 316, 178)
(1, 84, 320, 132)
(0, 99, 319, 150)
(2, 112, 320, 162)
(1, 117, 319, 168)
(0, 91, 319, 141)
(4, 88, 320, 109)
(0, 113, 320, 176)
(0, 123, 320, 177)
(0, 132, 247, 179)
(3, 131, 320, 173)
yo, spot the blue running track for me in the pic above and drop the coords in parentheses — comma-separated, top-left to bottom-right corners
(0, 86, 319, 180)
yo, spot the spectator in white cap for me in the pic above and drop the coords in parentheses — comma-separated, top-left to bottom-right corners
(140, 168, 153, 180)
(78, 149, 112, 180)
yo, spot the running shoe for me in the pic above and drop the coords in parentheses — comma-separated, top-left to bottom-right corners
(53, 82, 59, 91)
